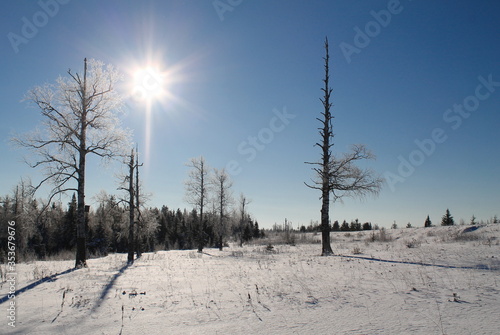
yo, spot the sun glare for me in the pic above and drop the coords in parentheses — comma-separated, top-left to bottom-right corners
(132, 66, 165, 103)
(124, 53, 198, 168)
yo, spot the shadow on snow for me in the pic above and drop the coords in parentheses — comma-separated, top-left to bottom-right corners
(0, 267, 77, 305)
(90, 261, 132, 313)
(336, 254, 499, 271)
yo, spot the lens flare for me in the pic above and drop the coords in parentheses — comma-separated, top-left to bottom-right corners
(132, 67, 165, 103)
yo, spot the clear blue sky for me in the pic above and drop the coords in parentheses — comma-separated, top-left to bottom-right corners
(1, 0, 499, 228)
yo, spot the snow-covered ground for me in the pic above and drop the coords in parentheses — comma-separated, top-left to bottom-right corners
(1, 225, 499, 334)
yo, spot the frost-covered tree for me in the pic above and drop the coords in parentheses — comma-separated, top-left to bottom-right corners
(441, 209, 455, 226)
(13, 58, 131, 268)
(185, 156, 210, 252)
(305, 38, 383, 255)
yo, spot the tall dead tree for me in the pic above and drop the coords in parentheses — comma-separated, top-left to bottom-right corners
(14, 58, 130, 267)
(126, 148, 136, 263)
(306, 38, 383, 255)
(134, 145, 144, 258)
(121, 146, 143, 264)
(185, 156, 210, 252)
(212, 168, 233, 251)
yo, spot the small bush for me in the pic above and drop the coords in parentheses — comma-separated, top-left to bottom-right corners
(265, 244, 276, 253)
(367, 228, 392, 243)
(405, 239, 420, 248)
(352, 246, 362, 255)
(231, 250, 244, 257)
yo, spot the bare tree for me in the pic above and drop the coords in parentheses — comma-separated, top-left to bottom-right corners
(117, 146, 144, 263)
(305, 38, 382, 255)
(185, 156, 210, 252)
(212, 168, 233, 251)
(10, 178, 37, 254)
(13, 58, 131, 267)
(125, 149, 136, 263)
(238, 193, 251, 247)
(133, 147, 145, 257)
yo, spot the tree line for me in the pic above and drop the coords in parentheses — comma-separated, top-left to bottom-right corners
(0, 179, 263, 262)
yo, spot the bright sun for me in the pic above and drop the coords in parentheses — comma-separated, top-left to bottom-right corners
(125, 55, 191, 166)
(132, 66, 165, 103)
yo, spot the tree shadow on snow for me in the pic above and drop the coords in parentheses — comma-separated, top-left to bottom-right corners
(90, 261, 132, 313)
(336, 254, 499, 271)
(0, 267, 77, 305)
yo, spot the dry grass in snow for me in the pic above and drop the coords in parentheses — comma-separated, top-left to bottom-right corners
(1, 224, 499, 334)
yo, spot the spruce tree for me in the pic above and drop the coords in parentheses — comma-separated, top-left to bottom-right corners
(441, 209, 455, 226)
(470, 215, 477, 225)
(57, 194, 77, 251)
(424, 215, 432, 228)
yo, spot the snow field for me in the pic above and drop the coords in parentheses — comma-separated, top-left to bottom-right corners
(1, 224, 499, 334)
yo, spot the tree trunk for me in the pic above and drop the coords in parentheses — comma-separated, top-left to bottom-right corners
(197, 168, 205, 253)
(134, 147, 143, 259)
(75, 58, 88, 268)
(320, 39, 334, 256)
(75, 148, 86, 267)
(197, 207, 204, 253)
(127, 149, 135, 263)
(320, 205, 333, 255)
(218, 195, 224, 251)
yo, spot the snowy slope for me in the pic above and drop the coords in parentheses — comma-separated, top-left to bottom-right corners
(1, 225, 499, 334)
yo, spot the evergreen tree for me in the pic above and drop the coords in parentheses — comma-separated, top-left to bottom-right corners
(340, 220, 349, 231)
(253, 222, 261, 238)
(58, 194, 77, 250)
(350, 219, 361, 231)
(332, 220, 340, 231)
(470, 215, 477, 225)
(441, 209, 455, 226)
(242, 222, 253, 243)
(424, 215, 432, 227)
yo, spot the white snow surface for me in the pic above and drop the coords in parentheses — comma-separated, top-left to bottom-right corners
(1, 225, 499, 334)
